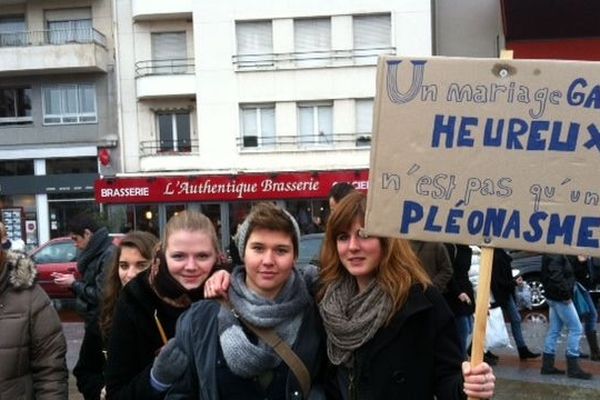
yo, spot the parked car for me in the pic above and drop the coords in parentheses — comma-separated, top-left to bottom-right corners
(298, 233, 324, 267)
(30, 235, 122, 299)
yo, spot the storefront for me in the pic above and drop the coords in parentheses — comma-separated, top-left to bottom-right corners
(95, 169, 369, 250)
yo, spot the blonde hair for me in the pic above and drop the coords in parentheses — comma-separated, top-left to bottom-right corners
(162, 210, 220, 254)
(318, 192, 431, 320)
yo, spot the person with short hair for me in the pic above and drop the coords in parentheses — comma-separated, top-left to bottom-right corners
(328, 182, 356, 212)
(165, 202, 326, 399)
(53, 212, 116, 400)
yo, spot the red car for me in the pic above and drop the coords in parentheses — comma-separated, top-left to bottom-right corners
(30, 235, 121, 299)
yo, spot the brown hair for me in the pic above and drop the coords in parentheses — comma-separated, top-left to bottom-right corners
(317, 191, 431, 319)
(100, 231, 158, 338)
(242, 202, 300, 259)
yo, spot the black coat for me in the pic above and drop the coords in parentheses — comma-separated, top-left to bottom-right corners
(490, 249, 516, 307)
(105, 269, 191, 400)
(541, 254, 576, 301)
(444, 244, 475, 317)
(335, 285, 464, 399)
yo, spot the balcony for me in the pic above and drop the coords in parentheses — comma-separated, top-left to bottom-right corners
(135, 59, 196, 99)
(237, 132, 372, 151)
(139, 138, 199, 157)
(232, 47, 396, 71)
(0, 28, 108, 76)
(132, 0, 192, 21)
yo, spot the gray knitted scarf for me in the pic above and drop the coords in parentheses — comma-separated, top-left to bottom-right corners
(218, 265, 311, 378)
(319, 275, 393, 366)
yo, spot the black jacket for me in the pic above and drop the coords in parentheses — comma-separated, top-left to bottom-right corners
(541, 254, 577, 301)
(444, 244, 475, 317)
(335, 285, 465, 400)
(72, 227, 116, 330)
(490, 249, 516, 307)
(105, 269, 191, 400)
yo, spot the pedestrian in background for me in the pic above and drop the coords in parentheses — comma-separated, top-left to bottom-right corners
(165, 202, 326, 399)
(318, 192, 495, 399)
(540, 254, 592, 379)
(97, 231, 159, 398)
(0, 221, 12, 250)
(0, 248, 68, 399)
(571, 255, 600, 361)
(53, 213, 116, 400)
(327, 182, 355, 213)
(105, 211, 224, 399)
(487, 248, 540, 364)
(410, 240, 453, 293)
(444, 243, 475, 359)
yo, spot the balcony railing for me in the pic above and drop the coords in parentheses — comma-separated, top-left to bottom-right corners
(232, 47, 396, 70)
(135, 59, 195, 77)
(139, 138, 199, 156)
(237, 132, 372, 150)
(0, 28, 107, 48)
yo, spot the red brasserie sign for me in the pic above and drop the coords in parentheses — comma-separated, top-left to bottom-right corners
(95, 170, 369, 204)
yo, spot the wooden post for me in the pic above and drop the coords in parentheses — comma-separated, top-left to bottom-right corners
(468, 49, 512, 400)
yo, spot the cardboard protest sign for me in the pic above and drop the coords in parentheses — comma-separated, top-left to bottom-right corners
(366, 56, 600, 256)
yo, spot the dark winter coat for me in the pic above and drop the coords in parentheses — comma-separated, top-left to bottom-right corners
(541, 254, 576, 301)
(72, 226, 116, 330)
(105, 268, 191, 400)
(444, 244, 475, 317)
(0, 250, 68, 400)
(334, 285, 465, 400)
(490, 249, 516, 307)
(165, 300, 326, 400)
(410, 240, 453, 293)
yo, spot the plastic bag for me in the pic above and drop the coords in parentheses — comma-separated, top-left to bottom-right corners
(485, 306, 510, 350)
(515, 283, 533, 310)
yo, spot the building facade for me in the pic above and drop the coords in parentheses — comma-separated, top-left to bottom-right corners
(104, 0, 433, 248)
(0, 0, 116, 246)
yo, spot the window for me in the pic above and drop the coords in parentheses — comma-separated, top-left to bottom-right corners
(151, 32, 187, 74)
(0, 87, 32, 125)
(235, 20, 273, 68)
(240, 104, 275, 148)
(353, 14, 391, 64)
(157, 112, 191, 152)
(355, 99, 374, 146)
(0, 16, 26, 47)
(42, 84, 97, 125)
(294, 18, 331, 67)
(46, 8, 93, 45)
(298, 103, 333, 146)
(0, 160, 34, 176)
(46, 157, 97, 174)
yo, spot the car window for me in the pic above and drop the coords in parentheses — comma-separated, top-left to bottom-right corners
(298, 235, 323, 266)
(33, 242, 77, 264)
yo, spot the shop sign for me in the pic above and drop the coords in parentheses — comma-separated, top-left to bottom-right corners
(366, 56, 600, 256)
(95, 170, 369, 204)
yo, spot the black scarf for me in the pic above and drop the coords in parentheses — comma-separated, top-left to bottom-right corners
(148, 250, 205, 308)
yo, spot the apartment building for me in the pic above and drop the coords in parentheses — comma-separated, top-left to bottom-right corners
(101, 0, 432, 245)
(0, 0, 115, 245)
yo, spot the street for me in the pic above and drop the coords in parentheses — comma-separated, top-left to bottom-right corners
(62, 309, 600, 399)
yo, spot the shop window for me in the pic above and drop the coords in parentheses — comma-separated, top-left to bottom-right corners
(42, 84, 97, 125)
(0, 160, 34, 175)
(240, 104, 275, 148)
(46, 157, 97, 174)
(298, 102, 333, 146)
(157, 112, 191, 152)
(0, 87, 32, 126)
(294, 18, 331, 67)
